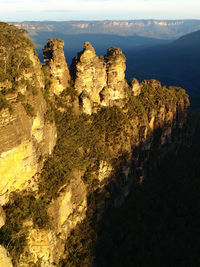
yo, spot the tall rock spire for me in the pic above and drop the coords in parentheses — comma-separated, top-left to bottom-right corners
(71, 43, 128, 113)
(71, 41, 107, 104)
(100, 47, 128, 106)
(43, 38, 71, 95)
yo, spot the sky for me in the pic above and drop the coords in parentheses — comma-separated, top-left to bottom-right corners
(0, 0, 200, 21)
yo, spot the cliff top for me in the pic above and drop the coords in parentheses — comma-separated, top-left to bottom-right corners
(0, 23, 34, 84)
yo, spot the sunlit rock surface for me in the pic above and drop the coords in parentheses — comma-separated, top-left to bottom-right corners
(43, 38, 71, 95)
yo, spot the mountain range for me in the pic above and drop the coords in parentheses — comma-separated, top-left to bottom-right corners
(12, 20, 200, 39)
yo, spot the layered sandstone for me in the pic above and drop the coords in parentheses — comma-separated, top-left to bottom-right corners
(0, 24, 57, 205)
(43, 38, 71, 95)
(101, 47, 128, 106)
(72, 42, 107, 102)
(17, 174, 87, 266)
(71, 42, 128, 113)
(0, 246, 13, 267)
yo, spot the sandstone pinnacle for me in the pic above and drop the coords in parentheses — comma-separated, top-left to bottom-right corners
(72, 41, 107, 110)
(43, 38, 71, 95)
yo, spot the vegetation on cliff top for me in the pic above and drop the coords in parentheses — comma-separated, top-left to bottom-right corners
(0, 22, 34, 83)
(0, 23, 43, 118)
(39, 82, 188, 200)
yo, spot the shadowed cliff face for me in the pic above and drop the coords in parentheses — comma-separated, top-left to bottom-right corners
(94, 116, 200, 267)
(60, 88, 190, 266)
(0, 24, 191, 267)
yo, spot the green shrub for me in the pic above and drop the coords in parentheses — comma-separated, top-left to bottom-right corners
(0, 95, 9, 111)
(0, 191, 50, 264)
(17, 92, 25, 102)
(0, 22, 34, 84)
(42, 66, 52, 99)
(60, 85, 77, 101)
(22, 102, 35, 117)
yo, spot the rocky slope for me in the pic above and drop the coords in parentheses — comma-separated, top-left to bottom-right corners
(0, 23, 190, 266)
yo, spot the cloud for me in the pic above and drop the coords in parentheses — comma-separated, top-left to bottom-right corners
(45, 9, 78, 13)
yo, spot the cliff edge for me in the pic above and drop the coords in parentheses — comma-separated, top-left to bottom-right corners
(0, 23, 57, 205)
(0, 25, 190, 266)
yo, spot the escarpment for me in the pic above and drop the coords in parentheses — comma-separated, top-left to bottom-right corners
(0, 23, 190, 266)
(0, 23, 57, 205)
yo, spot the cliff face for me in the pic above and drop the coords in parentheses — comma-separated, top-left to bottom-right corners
(0, 23, 57, 206)
(59, 81, 189, 266)
(0, 245, 13, 267)
(0, 24, 190, 267)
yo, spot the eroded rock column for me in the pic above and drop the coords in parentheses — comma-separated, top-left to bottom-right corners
(100, 47, 128, 106)
(43, 38, 71, 95)
(71, 42, 107, 113)
(71, 43, 129, 112)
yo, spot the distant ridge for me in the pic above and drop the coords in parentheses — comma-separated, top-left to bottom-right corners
(173, 29, 200, 46)
(125, 30, 200, 96)
(11, 19, 200, 39)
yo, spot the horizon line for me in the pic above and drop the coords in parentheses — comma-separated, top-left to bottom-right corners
(5, 18, 200, 23)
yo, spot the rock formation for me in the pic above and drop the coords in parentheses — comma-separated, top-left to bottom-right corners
(0, 23, 190, 267)
(0, 23, 57, 206)
(101, 47, 128, 105)
(43, 38, 71, 95)
(72, 42, 107, 102)
(71, 42, 128, 113)
(34, 40, 172, 116)
(129, 78, 141, 96)
(0, 246, 13, 267)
